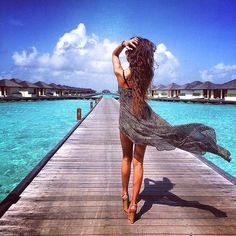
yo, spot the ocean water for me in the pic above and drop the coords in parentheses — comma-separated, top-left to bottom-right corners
(148, 100, 236, 178)
(0, 99, 91, 202)
(1, 97, 235, 203)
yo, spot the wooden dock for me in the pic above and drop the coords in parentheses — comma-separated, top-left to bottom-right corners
(0, 97, 236, 235)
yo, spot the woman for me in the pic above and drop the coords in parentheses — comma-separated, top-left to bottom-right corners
(112, 36, 231, 224)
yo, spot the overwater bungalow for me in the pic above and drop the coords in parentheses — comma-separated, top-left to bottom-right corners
(190, 81, 223, 99)
(55, 84, 68, 96)
(34, 81, 53, 96)
(84, 88, 96, 95)
(58, 85, 72, 96)
(163, 83, 181, 97)
(151, 78, 236, 101)
(10, 78, 24, 84)
(48, 83, 63, 96)
(0, 79, 22, 97)
(65, 86, 77, 96)
(73, 87, 84, 96)
(75, 88, 84, 96)
(18, 81, 39, 97)
(10, 78, 40, 97)
(151, 84, 167, 97)
(151, 83, 181, 98)
(178, 81, 203, 99)
(0, 78, 96, 99)
(221, 79, 236, 101)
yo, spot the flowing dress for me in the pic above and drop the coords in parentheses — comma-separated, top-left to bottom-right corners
(118, 87, 231, 162)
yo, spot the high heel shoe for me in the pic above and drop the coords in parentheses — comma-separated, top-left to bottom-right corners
(127, 204, 137, 224)
(122, 193, 129, 213)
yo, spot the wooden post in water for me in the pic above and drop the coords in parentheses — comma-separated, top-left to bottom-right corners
(77, 108, 82, 120)
(90, 101, 93, 110)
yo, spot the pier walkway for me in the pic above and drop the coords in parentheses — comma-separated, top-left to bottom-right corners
(0, 98, 236, 235)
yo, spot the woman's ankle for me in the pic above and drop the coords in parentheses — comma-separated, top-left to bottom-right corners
(128, 203, 137, 213)
(129, 201, 137, 208)
(122, 192, 129, 199)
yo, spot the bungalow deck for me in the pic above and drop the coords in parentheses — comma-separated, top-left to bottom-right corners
(150, 97, 236, 105)
(0, 94, 98, 102)
(0, 97, 236, 235)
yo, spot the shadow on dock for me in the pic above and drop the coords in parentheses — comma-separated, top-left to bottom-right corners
(137, 177, 227, 220)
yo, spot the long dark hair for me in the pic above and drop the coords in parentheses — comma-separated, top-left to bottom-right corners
(126, 36, 156, 118)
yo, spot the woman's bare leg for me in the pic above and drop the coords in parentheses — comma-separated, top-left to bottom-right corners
(130, 144, 146, 207)
(120, 131, 133, 196)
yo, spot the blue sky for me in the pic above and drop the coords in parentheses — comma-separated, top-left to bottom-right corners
(1, 0, 236, 91)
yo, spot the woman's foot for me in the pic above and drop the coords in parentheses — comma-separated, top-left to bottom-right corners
(122, 193, 129, 213)
(127, 204, 137, 224)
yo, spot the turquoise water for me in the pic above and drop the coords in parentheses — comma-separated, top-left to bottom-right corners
(148, 100, 236, 177)
(1, 98, 235, 203)
(0, 99, 91, 202)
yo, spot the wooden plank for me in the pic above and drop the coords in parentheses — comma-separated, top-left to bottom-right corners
(0, 97, 236, 235)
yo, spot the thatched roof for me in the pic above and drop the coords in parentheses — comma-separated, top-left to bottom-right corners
(220, 78, 236, 89)
(178, 81, 203, 90)
(57, 84, 80, 91)
(56, 84, 71, 90)
(187, 81, 203, 89)
(74, 87, 82, 91)
(62, 85, 77, 91)
(10, 78, 23, 84)
(192, 81, 222, 89)
(74, 87, 90, 91)
(55, 84, 66, 90)
(152, 79, 236, 90)
(49, 83, 63, 90)
(151, 84, 166, 90)
(34, 81, 53, 89)
(20, 81, 39, 88)
(0, 79, 22, 87)
(177, 83, 190, 90)
(162, 83, 181, 90)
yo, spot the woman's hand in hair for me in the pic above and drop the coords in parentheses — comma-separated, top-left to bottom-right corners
(112, 37, 138, 78)
(122, 37, 139, 50)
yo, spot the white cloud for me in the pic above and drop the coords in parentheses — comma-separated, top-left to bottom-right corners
(12, 24, 179, 91)
(154, 43, 179, 84)
(200, 63, 236, 82)
(12, 23, 118, 91)
(12, 47, 38, 66)
(55, 23, 89, 56)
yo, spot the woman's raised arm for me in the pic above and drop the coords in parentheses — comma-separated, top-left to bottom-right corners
(112, 38, 139, 76)
(112, 43, 125, 76)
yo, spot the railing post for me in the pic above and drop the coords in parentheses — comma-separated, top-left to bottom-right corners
(77, 108, 82, 120)
(90, 101, 93, 110)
